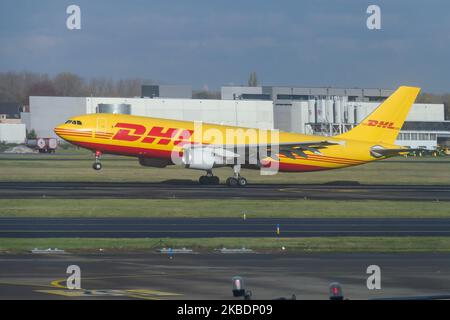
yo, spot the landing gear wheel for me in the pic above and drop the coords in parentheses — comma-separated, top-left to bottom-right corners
(226, 177, 238, 187)
(226, 164, 247, 187)
(199, 175, 220, 185)
(93, 150, 102, 171)
(93, 162, 102, 171)
(211, 176, 220, 185)
(237, 177, 247, 187)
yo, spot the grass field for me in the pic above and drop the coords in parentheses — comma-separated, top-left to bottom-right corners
(0, 152, 449, 184)
(0, 198, 448, 218)
(1, 237, 450, 253)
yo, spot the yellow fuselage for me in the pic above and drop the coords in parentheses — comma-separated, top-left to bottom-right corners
(55, 113, 392, 172)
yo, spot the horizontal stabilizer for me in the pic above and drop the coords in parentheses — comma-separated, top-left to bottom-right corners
(370, 146, 421, 158)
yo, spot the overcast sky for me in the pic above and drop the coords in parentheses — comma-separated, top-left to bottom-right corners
(1, 0, 449, 92)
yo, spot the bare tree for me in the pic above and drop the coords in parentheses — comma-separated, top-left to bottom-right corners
(53, 72, 85, 96)
(0, 71, 147, 103)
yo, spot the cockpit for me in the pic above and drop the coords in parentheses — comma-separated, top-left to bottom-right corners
(65, 120, 83, 125)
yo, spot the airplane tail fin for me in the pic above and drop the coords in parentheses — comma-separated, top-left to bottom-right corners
(337, 86, 421, 144)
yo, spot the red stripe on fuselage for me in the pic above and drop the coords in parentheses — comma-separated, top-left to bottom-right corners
(277, 162, 329, 172)
(278, 154, 363, 165)
(56, 133, 92, 138)
(55, 129, 92, 134)
(282, 155, 362, 165)
(73, 140, 174, 159)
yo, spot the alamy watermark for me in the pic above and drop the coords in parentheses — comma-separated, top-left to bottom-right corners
(66, 265, 81, 289)
(366, 265, 381, 290)
(366, 5, 381, 30)
(66, 5, 81, 30)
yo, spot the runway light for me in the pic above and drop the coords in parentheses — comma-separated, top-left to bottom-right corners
(329, 282, 344, 300)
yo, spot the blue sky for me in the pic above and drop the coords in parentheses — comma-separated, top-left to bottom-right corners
(1, 0, 449, 92)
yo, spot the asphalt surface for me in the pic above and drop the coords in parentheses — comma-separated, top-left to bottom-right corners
(1, 252, 449, 300)
(0, 181, 450, 200)
(1, 217, 450, 238)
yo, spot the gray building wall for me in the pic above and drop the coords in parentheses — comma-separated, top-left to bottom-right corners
(141, 85, 192, 98)
(221, 86, 263, 100)
(29, 96, 86, 138)
(222, 86, 395, 102)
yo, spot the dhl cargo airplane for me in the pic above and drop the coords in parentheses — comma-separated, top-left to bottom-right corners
(54, 86, 420, 187)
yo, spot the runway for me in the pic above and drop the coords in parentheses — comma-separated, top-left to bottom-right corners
(0, 181, 450, 200)
(2, 217, 450, 238)
(1, 252, 450, 299)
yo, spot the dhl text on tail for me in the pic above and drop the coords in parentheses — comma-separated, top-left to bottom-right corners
(54, 86, 420, 187)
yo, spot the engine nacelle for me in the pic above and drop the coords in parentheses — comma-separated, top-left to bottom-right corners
(182, 147, 217, 170)
(138, 157, 172, 168)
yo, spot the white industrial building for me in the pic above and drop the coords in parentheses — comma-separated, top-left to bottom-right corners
(0, 103, 26, 143)
(28, 96, 273, 139)
(0, 123, 26, 143)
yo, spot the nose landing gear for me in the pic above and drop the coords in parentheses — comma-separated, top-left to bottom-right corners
(92, 151, 102, 170)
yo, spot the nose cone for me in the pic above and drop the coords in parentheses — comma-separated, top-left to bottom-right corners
(54, 124, 68, 140)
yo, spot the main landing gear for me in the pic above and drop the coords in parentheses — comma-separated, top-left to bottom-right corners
(225, 165, 247, 187)
(92, 151, 102, 170)
(199, 170, 220, 185)
(198, 166, 248, 187)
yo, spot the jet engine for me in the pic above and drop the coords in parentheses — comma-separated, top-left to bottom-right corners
(182, 147, 218, 170)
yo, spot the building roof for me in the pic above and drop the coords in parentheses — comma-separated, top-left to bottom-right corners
(402, 121, 450, 131)
(0, 102, 21, 118)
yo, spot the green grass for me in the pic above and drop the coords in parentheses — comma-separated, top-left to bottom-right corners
(0, 153, 449, 184)
(1, 237, 450, 253)
(0, 154, 448, 254)
(0, 199, 449, 218)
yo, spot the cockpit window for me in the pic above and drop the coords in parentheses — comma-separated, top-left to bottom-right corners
(65, 120, 82, 125)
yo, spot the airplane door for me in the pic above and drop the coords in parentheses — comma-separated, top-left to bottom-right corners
(96, 118, 107, 134)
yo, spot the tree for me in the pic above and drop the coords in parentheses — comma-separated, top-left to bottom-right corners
(53, 72, 85, 96)
(26, 129, 37, 139)
(247, 72, 258, 87)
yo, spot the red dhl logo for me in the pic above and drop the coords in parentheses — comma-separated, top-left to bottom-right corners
(111, 123, 193, 146)
(366, 119, 396, 129)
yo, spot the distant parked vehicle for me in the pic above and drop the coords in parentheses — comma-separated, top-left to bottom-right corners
(26, 138, 57, 153)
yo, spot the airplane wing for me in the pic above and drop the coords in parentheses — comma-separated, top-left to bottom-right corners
(268, 140, 343, 160)
(185, 140, 343, 161)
